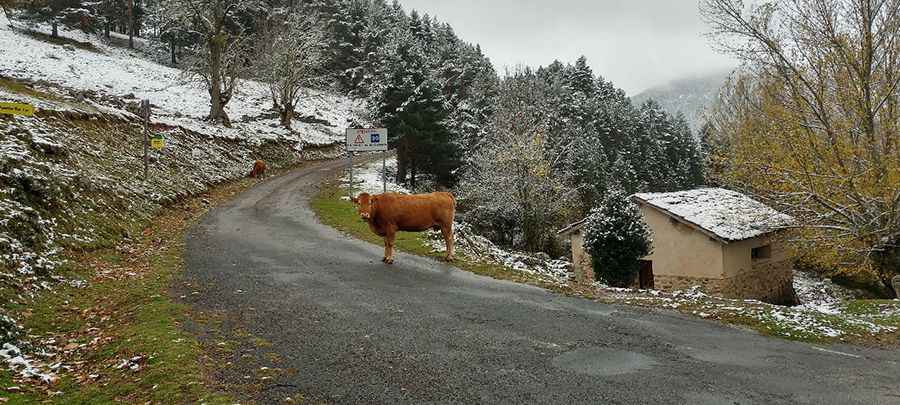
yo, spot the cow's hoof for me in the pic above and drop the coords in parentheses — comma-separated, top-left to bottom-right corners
(445, 256, 454, 263)
(385, 258, 395, 265)
(381, 257, 388, 263)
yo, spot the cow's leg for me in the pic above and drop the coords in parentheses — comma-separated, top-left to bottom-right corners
(384, 231, 396, 265)
(441, 223, 454, 262)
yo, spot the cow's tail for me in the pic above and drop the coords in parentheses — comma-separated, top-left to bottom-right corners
(447, 192, 457, 217)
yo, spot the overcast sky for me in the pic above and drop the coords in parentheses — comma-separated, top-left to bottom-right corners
(400, 0, 736, 95)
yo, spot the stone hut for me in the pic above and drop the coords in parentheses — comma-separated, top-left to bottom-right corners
(559, 188, 797, 305)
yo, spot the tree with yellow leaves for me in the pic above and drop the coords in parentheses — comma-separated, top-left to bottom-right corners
(702, 0, 900, 294)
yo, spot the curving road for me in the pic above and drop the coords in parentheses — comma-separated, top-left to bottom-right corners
(183, 159, 900, 404)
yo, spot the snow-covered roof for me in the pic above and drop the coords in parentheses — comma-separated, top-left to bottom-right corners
(632, 188, 793, 242)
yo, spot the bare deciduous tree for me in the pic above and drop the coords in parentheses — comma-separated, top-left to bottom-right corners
(460, 72, 578, 252)
(701, 0, 900, 293)
(174, 0, 258, 127)
(255, 11, 327, 130)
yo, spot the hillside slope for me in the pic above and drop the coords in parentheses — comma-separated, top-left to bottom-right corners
(0, 14, 360, 359)
(1, 15, 359, 145)
(630, 70, 732, 132)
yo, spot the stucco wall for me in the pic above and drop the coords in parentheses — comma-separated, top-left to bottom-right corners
(638, 204, 724, 279)
(722, 236, 787, 278)
(722, 259, 796, 304)
(721, 236, 796, 304)
(569, 231, 595, 284)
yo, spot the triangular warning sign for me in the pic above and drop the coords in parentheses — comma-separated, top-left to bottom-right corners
(354, 134, 365, 144)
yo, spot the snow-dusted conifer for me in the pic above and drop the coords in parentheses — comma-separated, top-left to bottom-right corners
(583, 189, 653, 287)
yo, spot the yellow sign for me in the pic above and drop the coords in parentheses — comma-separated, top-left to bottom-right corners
(150, 134, 165, 151)
(0, 102, 35, 116)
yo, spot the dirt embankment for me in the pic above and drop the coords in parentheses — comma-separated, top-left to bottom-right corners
(0, 84, 343, 342)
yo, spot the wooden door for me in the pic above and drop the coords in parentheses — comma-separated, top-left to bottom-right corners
(638, 260, 654, 290)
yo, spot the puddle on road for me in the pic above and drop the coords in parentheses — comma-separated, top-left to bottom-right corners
(551, 347, 657, 376)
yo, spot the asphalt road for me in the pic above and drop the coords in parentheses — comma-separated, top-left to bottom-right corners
(183, 159, 900, 404)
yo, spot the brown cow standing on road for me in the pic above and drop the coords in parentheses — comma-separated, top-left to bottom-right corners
(352, 192, 455, 264)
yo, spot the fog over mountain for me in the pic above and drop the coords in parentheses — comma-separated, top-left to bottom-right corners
(630, 69, 733, 132)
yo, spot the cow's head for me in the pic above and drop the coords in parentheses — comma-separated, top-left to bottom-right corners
(351, 193, 375, 221)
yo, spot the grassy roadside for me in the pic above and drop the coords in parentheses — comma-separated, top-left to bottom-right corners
(0, 171, 287, 404)
(311, 176, 900, 347)
(311, 178, 582, 296)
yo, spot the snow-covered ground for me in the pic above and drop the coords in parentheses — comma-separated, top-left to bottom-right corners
(425, 223, 572, 283)
(1, 343, 56, 384)
(343, 156, 410, 195)
(594, 274, 898, 341)
(793, 270, 868, 315)
(0, 14, 360, 146)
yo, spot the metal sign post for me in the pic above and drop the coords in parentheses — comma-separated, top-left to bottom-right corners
(346, 128, 389, 196)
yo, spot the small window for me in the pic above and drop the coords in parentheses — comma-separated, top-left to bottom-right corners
(752, 245, 772, 260)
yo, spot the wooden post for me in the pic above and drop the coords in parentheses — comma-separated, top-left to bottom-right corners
(141, 100, 150, 178)
(382, 153, 387, 194)
(892, 275, 900, 299)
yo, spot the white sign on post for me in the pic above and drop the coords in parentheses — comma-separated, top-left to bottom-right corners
(346, 128, 390, 197)
(346, 128, 388, 152)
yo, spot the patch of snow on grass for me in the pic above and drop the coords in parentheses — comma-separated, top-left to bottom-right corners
(594, 281, 899, 340)
(793, 270, 864, 315)
(344, 156, 410, 195)
(425, 222, 572, 283)
(0, 343, 57, 384)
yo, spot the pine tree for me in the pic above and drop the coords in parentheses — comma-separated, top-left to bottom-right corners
(583, 189, 653, 287)
(567, 55, 595, 96)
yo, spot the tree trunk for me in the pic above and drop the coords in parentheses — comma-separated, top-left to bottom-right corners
(410, 159, 417, 190)
(51, 20, 58, 38)
(128, 0, 134, 49)
(396, 141, 408, 184)
(208, 88, 231, 127)
(104, 18, 110, 39)
(876, 244, 900, 297)
(170, 38, 176, 65)
(207, 37, 231, 127)
(280, 103, 294, 130)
